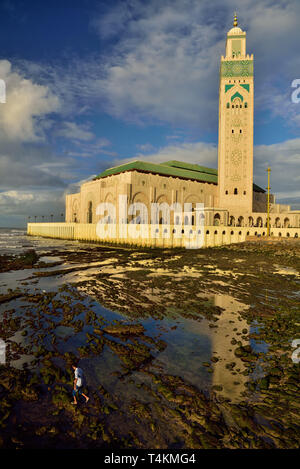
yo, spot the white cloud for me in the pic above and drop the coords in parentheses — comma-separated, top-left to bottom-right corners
(13, 0, 300, 131)
(0, 188, 64, 217)
(56, 121, 95, 141)
(136, 143, 155, 152)
(253, 138, 300, 200)
(129, 141, 217, 168)
(88, 0, 300, 129)
(0, 60, 60, 142)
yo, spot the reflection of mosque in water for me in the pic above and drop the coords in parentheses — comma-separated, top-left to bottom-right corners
(210, 294, 249, 401)
(146, 287, 250, 403)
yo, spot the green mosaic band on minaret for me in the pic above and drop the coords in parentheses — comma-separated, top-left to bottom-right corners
(220, 60, 254, 78)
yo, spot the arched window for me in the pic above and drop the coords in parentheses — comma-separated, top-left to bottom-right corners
(234, 188, 238, 195)
(87, 201, 93, 224)
(226, 103, 230, 108)
(245, 103, 248, 108)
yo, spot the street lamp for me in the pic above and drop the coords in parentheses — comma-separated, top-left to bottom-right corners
(266, 167, 271, 237)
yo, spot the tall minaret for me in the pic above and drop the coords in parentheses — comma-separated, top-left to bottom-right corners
(218, 14, 254, 213)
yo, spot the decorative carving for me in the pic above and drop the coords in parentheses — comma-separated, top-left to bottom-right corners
(231, 117, 242, 127)
(231, 149, 242, 165)
(231, 133, 242, 143)
(221, 60, 253, 77)
(231, 173, 241, 182)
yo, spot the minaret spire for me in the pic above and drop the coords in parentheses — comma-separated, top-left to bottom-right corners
(233, 12, 238, 27)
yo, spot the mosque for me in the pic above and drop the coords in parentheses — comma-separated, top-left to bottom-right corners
(28, 15, 300, 246)
(65, 15, 299, 232)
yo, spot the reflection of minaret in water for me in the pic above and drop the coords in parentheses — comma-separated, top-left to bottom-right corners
(211, 293, 250, 402)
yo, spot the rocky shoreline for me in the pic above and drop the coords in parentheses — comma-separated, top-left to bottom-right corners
(0, 242, 299, 449)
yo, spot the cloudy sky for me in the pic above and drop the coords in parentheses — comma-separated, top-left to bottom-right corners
(0, 0, 299, 227)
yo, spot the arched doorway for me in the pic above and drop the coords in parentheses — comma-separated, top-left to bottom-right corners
(87, 201, 93, 224)
(213, 213, 221, 226)
(72, 200, 79, 223)
(256, 217, 263, 227)
(237, 216, 244, 227)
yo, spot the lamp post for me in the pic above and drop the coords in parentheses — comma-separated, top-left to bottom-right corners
(266, 167, 271, 237)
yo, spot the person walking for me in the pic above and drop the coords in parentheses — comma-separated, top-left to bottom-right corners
(71, 363, 89, 405)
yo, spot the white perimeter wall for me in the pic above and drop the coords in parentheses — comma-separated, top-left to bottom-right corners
(27, 223, 300, 248)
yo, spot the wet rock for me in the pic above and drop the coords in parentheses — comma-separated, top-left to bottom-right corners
(103, 324, 146, 336)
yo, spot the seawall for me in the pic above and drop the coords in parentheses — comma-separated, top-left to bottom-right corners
(27, 223, 300, 248)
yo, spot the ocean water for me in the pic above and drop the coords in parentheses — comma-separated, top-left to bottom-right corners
(0, 227, 87, 255)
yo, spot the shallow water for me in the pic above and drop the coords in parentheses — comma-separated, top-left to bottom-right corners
(1, 244, 256, 403)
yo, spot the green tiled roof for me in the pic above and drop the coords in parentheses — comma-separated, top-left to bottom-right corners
(253, 183, 265, 193)
(94, 160, 218, 184)
(94, 160, 265, 193)
(161, 160, 218, 176)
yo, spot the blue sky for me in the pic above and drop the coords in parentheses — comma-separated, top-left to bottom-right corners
(0, 0, 299, 227)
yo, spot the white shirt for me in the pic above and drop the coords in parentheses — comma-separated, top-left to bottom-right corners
(74, 367, 84, 387)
